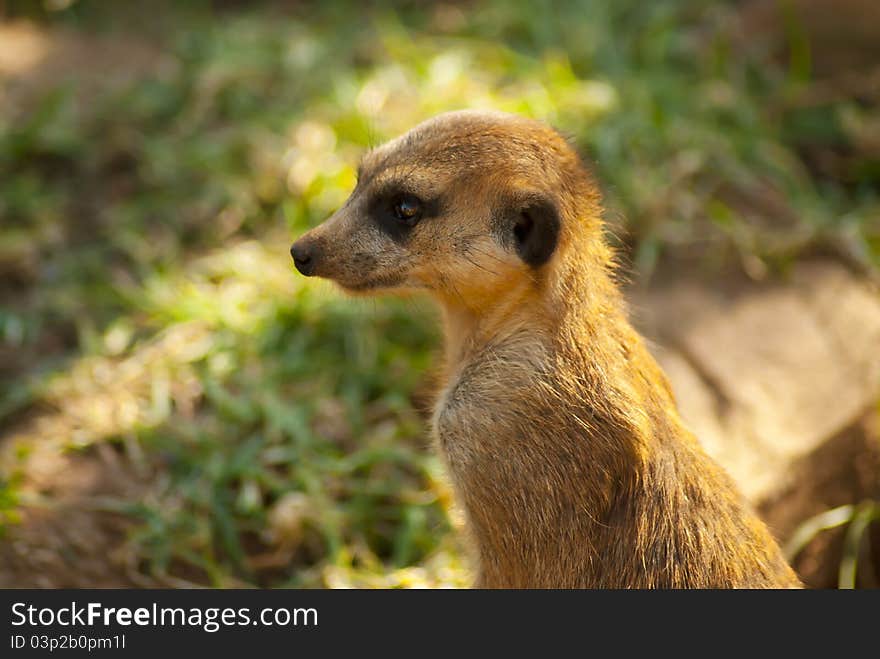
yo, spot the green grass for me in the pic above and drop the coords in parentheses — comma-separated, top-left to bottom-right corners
(785, 500, 880, 589)
(0, 0, 877, 586)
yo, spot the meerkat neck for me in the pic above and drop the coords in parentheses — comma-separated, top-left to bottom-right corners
(554, 254, 683, 458)
(549, 244, 682, 457)
(436, 231, 677, 462)
(437, 278, 552, 370)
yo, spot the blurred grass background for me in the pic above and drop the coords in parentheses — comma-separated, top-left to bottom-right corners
(0, 0, 878, 587)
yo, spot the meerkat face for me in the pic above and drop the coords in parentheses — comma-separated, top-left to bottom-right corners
(290, 110, 589, 308)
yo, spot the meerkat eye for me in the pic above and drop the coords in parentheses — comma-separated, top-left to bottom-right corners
(514, 213, 534, 245)
(391, 193, 422, 226)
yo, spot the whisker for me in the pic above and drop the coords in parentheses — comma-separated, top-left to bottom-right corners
(461, 250, 500, 277)
(442, 274, 467, 309)
(464, 245, 509, 267)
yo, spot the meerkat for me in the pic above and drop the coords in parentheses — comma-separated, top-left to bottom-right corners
(289, 110, 802, 588)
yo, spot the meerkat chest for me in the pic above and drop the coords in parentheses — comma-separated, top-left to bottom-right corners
(430, 342, 546, 469)
(431, 361, 497, 458)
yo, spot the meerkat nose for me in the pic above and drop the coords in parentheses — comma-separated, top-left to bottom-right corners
(290, 241, 316, 276)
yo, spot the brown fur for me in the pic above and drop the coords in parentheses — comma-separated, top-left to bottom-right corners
(291, 110, 802, 588)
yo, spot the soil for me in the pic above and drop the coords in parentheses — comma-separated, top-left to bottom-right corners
(0, 444, 147, 588)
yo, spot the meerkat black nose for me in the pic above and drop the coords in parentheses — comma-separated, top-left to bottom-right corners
(290, 241, 316, 276)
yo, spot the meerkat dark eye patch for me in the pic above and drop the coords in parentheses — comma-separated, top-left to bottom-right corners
(509, 198, 560, 267)
(368, 185, 439, 243)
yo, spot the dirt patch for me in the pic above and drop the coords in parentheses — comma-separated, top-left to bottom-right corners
(0, 443, 147, 588)
(0, 321, 210, 588)
(759, 411, 880, 588)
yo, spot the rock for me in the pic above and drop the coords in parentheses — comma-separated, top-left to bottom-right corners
(631, 260, 880, 504)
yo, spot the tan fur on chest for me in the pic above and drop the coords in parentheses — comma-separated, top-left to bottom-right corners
(430, 336, 604, 588)
(432, 335, 541, 473)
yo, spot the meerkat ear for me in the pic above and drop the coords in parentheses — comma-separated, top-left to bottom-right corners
(509, 196, 560, 268)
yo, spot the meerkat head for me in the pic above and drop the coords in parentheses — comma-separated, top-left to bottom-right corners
(290, 110, 600, 310)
